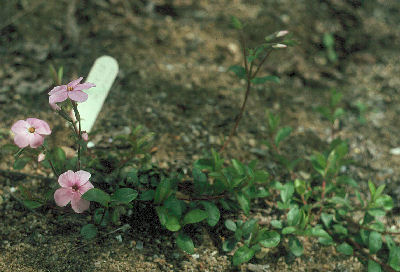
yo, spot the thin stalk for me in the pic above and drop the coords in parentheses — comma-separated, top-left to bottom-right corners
(42, 146, 59, 177)
(219, 42, 273, 153)
(71, 101, 82, 170)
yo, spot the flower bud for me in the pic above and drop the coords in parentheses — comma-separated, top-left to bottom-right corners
(50, 103, 61, 111)
(69, 110, 77, 123)
(38, 153, 45, 162)
(272, 43, 287, 48)
(276, 30, 289, 38)
(82, 132, 89, 142)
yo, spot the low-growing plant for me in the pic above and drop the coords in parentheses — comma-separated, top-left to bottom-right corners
(3, 16, 399, 272)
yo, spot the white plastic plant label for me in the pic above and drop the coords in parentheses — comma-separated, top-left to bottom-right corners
(78, 55, 118, 132)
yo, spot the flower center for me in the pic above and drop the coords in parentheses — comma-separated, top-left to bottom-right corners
(28, 127, 35, 133)
(67, 86, 74, 91)
(72, 184, 79, 191)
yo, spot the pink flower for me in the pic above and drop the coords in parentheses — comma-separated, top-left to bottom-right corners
(38, 153, 46, 162)
(54, 170, 94, 213)
(11, 118, 51, 148)
(48, 77, 95, 105)
(82, 132, 89, 142)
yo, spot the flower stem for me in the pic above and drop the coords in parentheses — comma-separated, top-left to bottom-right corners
(71, 101, 82, 170)
(42, 146, 58, 177)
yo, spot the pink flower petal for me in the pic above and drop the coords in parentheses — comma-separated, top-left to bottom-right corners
(75, 170, 91, 185)
(26, 118, 51, 135)
(48, 85, 66, 95)
(68, 90, 88, 102)
(11, 120, 30, 134)
(28, 133, 44, 148)
(14, 133, 30, 148)
(79, 181, 94, 195)
(54, 188, 74, 207)
(68, 77, 83, 88)
(73, 82, 96, 91)
(71, 193, 90, 213)
(49, 90, 68, 104)
(58, 170, 76, 187)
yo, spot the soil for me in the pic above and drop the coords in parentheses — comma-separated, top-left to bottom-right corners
(1, 0, 400, 271)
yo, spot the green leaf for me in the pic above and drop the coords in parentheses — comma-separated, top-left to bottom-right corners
(176, 232, 195, 254)
(231, 16, 243, 30)
(222, 237, 237, 252)
(164, 196, 184, 217)
(253, 170, 269, 183)
(282, 226, 296, 234)
(165, 216, 181, 232)
(368, 180, 376, 197)
(367, 208, 386, 218)
(318, 236, 334, 246)
(242, 219, 258, 237)
(289, 236, 303, 257)
(337, 176, 359, 188)
(385, 235, 396, 250)
(375, 195, 393, 211)
(267, 112, 280, 132)
(182, 209, 208, 225)
(225, 219, 237, 232)
(287, 206, 301, 226)
(333, 224, 348, 236)
(80, 224, 98, 239)
(388, 246, 400, 271)
(193, 168, 208, 194)
(53, 147, 66, 162)
(336, 243, 353, 255)
(94, 208, 109, 226)
(368, 260, 381, 272)
(154, 178, 171, 204)
(294, 179, 306, 195)
(156, 206, 181, 232)
(13, 157, 31, 170)
(111, 188, 138, 203)
(23, 200, 42, 209)
(201, 201, 220, 227)
(82, 188, 110, 207)
(193, 158, 214, 171)
(57, 66, 64, 83)
(232, 245, 255, 266)
(310, 153, 327, 177)
(139, 190, 155, 201)
(280, 182, 294, 204)
(333, 108, 345, 120)
(321, 213, 334, 228)
(355, 190, 364, 207)
(375, 184, 385, 199)
(251, 76, 280, 85)
(270, 220, 282, 229)
(228, 65, 246, 79)
(236, 192, 250, 215)
(330, 89, 343, 107)
(368, 222, 385, 232)
(275, 126, 292, 147)
(259, 230, 280, 248)
(368, 231, 382, 254)
(311, 227, 331, 238)
(323, 33, 335, 48)
(2, 144, 19, 155)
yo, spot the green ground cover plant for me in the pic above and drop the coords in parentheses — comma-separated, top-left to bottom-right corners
(4, 17, 399, 272)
